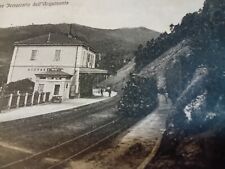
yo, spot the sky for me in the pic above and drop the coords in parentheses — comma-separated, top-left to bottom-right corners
(0, 0, 205, 32)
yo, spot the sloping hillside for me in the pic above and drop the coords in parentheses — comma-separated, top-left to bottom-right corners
(139, 40, 192, 89)
(100, 40, 191, 96)
(119, 0, 225, 168)
(99, 58, 135, 91)
(0, 24, 159, 83)
(122, 38, 225, 169)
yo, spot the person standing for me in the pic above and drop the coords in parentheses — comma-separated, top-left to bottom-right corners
(108, 87, 111, 97)
(100, 88, 104, 97)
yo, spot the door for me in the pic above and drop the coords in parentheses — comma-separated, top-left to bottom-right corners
(54, 84, 60, 95)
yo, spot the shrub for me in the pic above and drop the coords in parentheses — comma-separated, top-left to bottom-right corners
(118, 75, 158, 117)
(6, 78, 34, 94)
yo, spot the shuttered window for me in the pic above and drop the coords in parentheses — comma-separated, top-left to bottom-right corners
(54, 50, 61, 61)
(30, 50, 37, 60)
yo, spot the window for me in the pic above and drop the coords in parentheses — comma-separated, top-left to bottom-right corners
(30, 50, 37, 60)
(54, 50, 61, 61)
(54, 85, 60, 95)
(87, 53, 91, 67)
(87, 53, 90, 62)
(82, 51, 86, 66)
(91, 55, 94, 67)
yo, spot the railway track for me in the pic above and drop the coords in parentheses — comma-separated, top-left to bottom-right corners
(0, 96, 120, 132)
(0, 116, 132, 169)
(0, 98, 120, 156)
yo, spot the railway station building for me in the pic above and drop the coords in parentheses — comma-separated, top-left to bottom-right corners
(7, 32, 108, 100)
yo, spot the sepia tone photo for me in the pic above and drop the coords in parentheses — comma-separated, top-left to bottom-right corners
(0, 0, 225, 169)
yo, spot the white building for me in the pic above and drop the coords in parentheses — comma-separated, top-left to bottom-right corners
(7, 33, 107, 99)
(35, 68, 72, 100)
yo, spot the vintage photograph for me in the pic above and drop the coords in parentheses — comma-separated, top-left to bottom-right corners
(0, 0, 225, 169)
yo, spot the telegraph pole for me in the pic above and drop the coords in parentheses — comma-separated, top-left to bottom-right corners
(0, 83, 6, 113)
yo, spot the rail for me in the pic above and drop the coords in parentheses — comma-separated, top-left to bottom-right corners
(0, 118, 121, 169)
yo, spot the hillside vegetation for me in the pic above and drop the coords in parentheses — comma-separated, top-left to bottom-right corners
(119, 0, 225, 168)
(0, 24, 159, 84)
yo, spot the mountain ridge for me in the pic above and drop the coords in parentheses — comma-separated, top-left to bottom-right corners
(0, 23, 159, 82)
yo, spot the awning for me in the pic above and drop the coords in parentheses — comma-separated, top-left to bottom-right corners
(79, 68, 108, 74)
(35, 70, 73, 78)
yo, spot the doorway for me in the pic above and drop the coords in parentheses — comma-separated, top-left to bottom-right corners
(79, 74, 94, 97)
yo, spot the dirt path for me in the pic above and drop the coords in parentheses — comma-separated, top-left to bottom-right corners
(69, 94, 171, 169)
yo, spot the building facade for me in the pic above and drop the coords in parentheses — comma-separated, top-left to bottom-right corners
(7, 33, 107, 99)
(34, 68, 72, 100)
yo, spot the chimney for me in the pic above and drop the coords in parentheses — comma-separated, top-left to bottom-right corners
(68, 24, 73, 38)
(47, 32, 51, 43)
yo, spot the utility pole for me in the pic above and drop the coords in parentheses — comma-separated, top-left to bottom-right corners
(0, 83, 6, 113)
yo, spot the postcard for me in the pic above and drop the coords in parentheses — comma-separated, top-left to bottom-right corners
(1, 1, 224, 169)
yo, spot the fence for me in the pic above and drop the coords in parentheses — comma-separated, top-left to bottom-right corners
(0, 91, 51, 112)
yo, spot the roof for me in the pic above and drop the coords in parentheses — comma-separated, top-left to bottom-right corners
(15, 33, 96, 52)
(79, 68, 108, 74)
(35, 70, 72, 78)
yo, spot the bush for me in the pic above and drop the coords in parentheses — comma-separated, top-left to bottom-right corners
(118, 75, 158, 117)
(6, 78, 34, 94)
